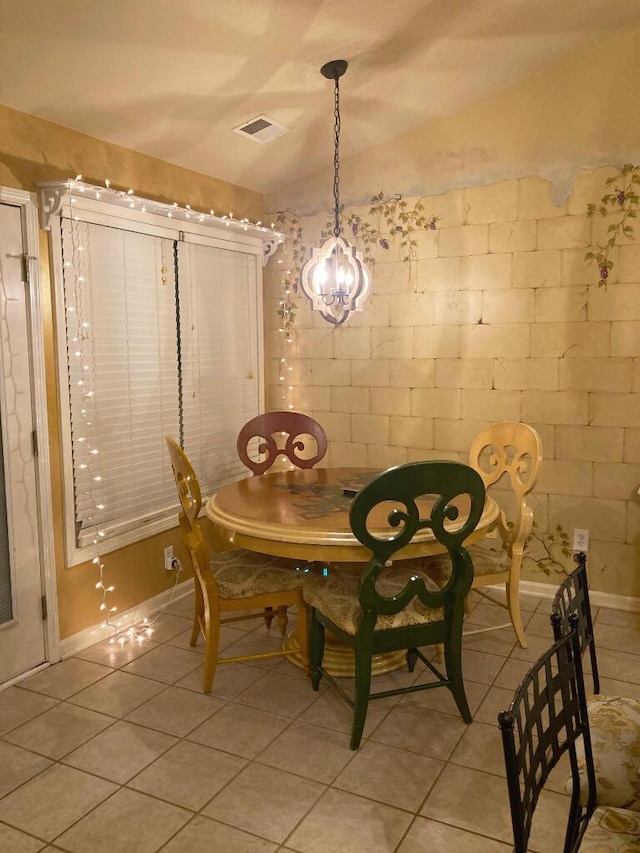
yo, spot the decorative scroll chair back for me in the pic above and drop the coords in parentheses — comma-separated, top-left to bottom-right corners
(469, 421, 542, 563)
(165, 435, 202, 532)
(304, 460, 486, 749)
(499, 616, 597, 853)
(237, 411, 328, 476)
(350, 461, 485, 616)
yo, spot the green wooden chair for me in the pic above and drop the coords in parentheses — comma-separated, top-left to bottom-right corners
(303, 460, 485, 750)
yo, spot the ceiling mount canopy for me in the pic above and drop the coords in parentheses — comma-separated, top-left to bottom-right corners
(300, 59, 370, 327)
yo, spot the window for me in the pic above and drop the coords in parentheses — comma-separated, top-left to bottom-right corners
(45, 182, 279, 565)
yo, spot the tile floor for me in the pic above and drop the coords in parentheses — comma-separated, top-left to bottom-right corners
(1, 589, 639, 853)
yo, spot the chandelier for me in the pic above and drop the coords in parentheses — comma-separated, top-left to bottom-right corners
(301, 59, 370, 326)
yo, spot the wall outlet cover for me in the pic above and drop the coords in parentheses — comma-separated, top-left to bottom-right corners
(572, 529, 589, 552)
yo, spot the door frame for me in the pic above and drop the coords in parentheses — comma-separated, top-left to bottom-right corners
(0, 186, 59, 682)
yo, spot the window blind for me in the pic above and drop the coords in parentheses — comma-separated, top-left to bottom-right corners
(61, 219, 181, 543)
(178, 241, 260, 495)
(59, 217, 263, 550)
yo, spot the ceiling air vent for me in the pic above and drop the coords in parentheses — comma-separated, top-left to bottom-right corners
(233, 115, 289, 144)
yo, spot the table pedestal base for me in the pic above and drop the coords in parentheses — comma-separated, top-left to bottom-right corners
(283, 630, 407, 677)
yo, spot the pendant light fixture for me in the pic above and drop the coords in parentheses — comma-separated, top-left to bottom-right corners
(301, 59, 370, 326)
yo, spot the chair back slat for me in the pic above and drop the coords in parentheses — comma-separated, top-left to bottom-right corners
(237, 411, 328, 476)
(551, 551, 600, 695)
(165, 436, 202, 530)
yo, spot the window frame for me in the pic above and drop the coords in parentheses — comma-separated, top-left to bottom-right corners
(45, 185, 277, 567)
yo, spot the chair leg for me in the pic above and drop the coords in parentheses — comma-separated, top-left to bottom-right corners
(507, 578, 527, 649)
(202, 608, 220, 694)
(191, 582, 205, 647)
(406, 648, 418, 672)
(444, 633, 472, 724)
(309, 611, 324, 691)
(296, 601, 310, 674)
(351, 633, 373, 750)
(263, 606, 275, 629)
(276, 605, 289, 637)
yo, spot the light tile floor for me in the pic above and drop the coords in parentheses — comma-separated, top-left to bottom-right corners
(1, 589, 639, 852)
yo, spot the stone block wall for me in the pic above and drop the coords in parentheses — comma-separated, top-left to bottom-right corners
(265, 167, 640, 599)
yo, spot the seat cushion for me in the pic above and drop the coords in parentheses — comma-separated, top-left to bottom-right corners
(210, 549, 305, 599)
(580, 806, 640, 850)
(415, 543, 511, 587)
(566, 695, 640, 810)
(467, 543, 511, 576)
(303, 565, 443, 635)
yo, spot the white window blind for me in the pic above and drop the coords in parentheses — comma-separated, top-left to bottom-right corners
(61, 220, 180, 544)
(178, 241, 260, 495)
(58, 216, 264, 557)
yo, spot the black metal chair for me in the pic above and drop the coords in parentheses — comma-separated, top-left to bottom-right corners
(552, 552, 640, 811)
(500, 615, 596, 852)
(303, 460, 485, 750)
(499, 614, 640, 851)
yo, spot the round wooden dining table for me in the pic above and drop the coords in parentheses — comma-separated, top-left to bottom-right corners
(206, 467, 499, 563)
(205, 466, 499, 674)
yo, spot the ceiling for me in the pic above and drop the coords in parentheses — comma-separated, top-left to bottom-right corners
(2, 0, 640, 195)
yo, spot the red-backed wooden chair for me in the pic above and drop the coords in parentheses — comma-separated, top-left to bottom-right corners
(237, 411, 327, 476)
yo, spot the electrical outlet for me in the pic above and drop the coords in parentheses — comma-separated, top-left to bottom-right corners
(164, 545, 174, 570)
(572, 528, 589, 552)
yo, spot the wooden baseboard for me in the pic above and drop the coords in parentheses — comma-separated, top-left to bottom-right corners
(517, 579, 640, 613)
(59, 578, 194, 660)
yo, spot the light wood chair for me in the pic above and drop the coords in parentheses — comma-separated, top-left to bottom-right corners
(165, 436, 309, 692)
(423, 421, 542, 648)
(466, 421, 542, 647)
(237, 410, 328, 476)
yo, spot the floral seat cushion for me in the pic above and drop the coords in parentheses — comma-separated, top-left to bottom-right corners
(568, 695, 640, 811)
(467, 543, 511, 576)
(580, 806, 640, 850)
(211, 549, 305, 599)
(417, 544, 511, 587)
(303, 565, 443, 635)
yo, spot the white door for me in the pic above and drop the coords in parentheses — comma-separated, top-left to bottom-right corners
(0, 200, 47, 683)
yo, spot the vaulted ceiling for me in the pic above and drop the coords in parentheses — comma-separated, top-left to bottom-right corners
(1, 0, 639, 194)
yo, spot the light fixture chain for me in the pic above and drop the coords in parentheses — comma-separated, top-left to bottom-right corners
(333, 74, 341, 238)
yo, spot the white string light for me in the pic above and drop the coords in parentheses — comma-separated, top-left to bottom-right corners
(65, 194, 120, 639)
(278, 269, 295, 411)
(63, 178, 283, 240)
(63, 179, 191, 645)
(55, 174, 289, 641)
